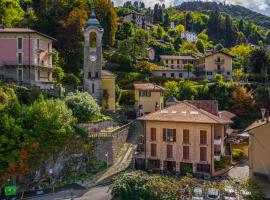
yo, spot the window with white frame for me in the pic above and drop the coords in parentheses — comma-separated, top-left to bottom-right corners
(17, 53, 23, 64)
(17, 68, 23, 81)
(17, 37, 23, 50)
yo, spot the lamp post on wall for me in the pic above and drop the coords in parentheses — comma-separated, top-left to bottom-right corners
(105, 152, 109, 168)
(49, 169, 54, 193)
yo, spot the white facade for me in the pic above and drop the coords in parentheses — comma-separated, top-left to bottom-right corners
(181, 31, 198, 42)
(124, 13, 145, 28)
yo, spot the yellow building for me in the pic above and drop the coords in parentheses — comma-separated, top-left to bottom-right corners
(196, 51, 233, 80)
(134, 83, 165, 116)
(138, 100, 234, 176)
(246, 117, 270, 179)
(102, 70, 116, 112)
(153, 55, 196, 79)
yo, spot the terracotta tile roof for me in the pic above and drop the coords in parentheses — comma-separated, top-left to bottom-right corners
(138, 101, 232, 124)
(186, 100, 218, 116)
(205, 51, 234, 58)
(0, 28, 56, 40)
(134, 83, 165, 91)
(219, 111, 236, 121)
(245, 118, 270, 131)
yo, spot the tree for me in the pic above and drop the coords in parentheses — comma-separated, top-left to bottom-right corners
(224, 15, 236, 47)
(236, 32, 247, 45)
(156, 26, 164, 40)
(230, 45, 251, 70)
(53, 67, 64, 84)
(215, 43, 224, 51)
(164, 81, 180, 100)
(174, 37, 183, 51)
(134, 61, 158, 75)
(65, 92, 101, 123)
(248, 47, 268, 73)
(163, 13, 170, 29)
(184, 63, 193, 80)
(0, 0, 24, 27)
(207, 11, 220, 41)
(196, 39, 205, 54)
(153, 4, 163, 24)
(239, 19, 245, 33)
(94, 0, 117, 46)
(118, 21, 135, 40)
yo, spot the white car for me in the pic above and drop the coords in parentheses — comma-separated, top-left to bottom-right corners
(192, 187, 204, 200)
(206, 188, 220, 200)
(223, 186, 237, 200)
(240, 190, 251, 199)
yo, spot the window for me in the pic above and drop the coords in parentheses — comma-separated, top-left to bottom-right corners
(17, 68, 23, 81)
(167, 145, 173, 158)
(92, 83, 95, 93)
(151, 143, 157, 157)
(177, 60, 180, 64)
(17, 37, 23, 49)
(179, 73, 183, 78)
(165, 59, 168, 64)
(200, 130, 207, 145)
(171, 60, 174, 64)
(177, 65, 180, 68)
(227, 72, 230, 75)
(89, 32, 97, 48)
(163, 128, 176, 142)
(37, 39, 40, 49)
(183, 146, 189, 160)
(151, 128, 156, 141)
(17, 53, 23, 64)
(197, 164, 210, 173)
(217, 65, 221, 70)
(170, 73, 175, 78)
(88, 72, 91, 78)
(183, 129, 190, 144)
(200, 147, 207, 161)
(171, 65, 174, 69)
(207, 71, 213, 75)
(162, 73, 166, 77)
(95, 72, 99, 78)
(38, 70, 40, 80)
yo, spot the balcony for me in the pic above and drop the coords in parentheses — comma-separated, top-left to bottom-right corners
(36, 47, 45, 54)
(215, 59, 225, 64)
(214, 137, 222, 145)
(214, 151, 221, 161)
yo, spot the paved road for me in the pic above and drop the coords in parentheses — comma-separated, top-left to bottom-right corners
(28, 186, 110, 200)
(226, 160, 249, 179)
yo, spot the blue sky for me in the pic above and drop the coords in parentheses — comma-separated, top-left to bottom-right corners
(112, 0, 270, 16)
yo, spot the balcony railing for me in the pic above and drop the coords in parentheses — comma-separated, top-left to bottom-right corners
(215, 59, 225, 64)
(214, 137, 222, 145)
(1, 60, 54, 68)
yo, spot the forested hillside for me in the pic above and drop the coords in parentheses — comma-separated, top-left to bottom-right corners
(180, 1, 270, 29)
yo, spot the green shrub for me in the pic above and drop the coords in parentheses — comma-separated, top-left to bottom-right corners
(232, 149, 245, 162)
(215, 156, 231, 170)
(119, 90, 134, 105)
(65, 92, 101, 123)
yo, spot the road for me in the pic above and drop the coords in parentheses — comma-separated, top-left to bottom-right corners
(28, 186, 110, 200)
(226, 160, 249, 179)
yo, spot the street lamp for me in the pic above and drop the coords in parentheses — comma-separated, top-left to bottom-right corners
(49, 169, 55, 193)
(105, 152, 109, 168)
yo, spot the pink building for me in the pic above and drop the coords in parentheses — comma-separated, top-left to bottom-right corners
(0, 27, 56, 89)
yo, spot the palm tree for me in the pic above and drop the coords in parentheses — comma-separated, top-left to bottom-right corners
(184, 63, 193, 80)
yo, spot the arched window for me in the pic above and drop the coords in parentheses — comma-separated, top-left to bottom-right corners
(89, 32, 97, 48)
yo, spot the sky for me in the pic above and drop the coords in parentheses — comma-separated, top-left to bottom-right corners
(112, 0, 270, 16)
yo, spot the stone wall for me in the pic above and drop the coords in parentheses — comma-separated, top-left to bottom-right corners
(93, 124, 130, 165)
(78, 120, 117, 132)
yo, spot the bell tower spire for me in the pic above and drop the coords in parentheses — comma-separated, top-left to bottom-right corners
(83, 1, 104, 103)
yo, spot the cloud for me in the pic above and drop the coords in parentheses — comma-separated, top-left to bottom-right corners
(112, 0, 270, 16)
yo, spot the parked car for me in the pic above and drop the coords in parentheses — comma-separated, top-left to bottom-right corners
(222, 186, 237, 200)
(206, 188, 220, 200)
(192, 187, 204, 200)
(240, 190, 251, 200)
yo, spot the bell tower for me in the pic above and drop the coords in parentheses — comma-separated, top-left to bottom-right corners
(83, 3, 103, 102)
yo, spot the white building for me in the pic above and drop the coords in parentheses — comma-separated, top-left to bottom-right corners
(181, 31, 198, 42)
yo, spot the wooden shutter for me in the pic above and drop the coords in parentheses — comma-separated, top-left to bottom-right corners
(163, 128, 166, 142)
(167, 145, 173, 158)
(200, 147, 207, 161)
(151, 143, 157, 157)
(200, 130, 207, 145)
(183, 146, 189, 160)
(151, 128, 156, 141)
(183, 129, 189, 144)
(173, 129, 176, 142)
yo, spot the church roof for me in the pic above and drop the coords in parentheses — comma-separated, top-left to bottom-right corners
(85, 4, 101, 28)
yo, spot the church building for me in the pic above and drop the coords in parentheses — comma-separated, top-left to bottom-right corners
(83, 5, 116, 111)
